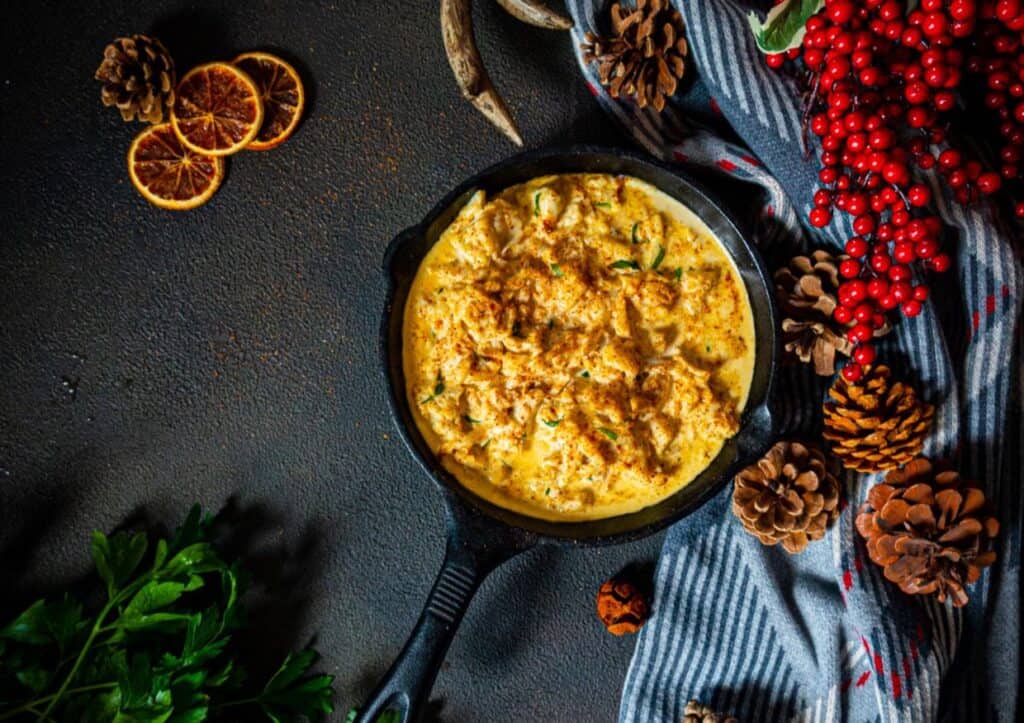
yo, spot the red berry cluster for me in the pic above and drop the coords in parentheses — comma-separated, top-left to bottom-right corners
(765, 0, 1024, 382)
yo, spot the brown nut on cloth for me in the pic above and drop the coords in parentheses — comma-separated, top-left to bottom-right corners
(855, 458, 999, 608)
(596, 578, 649, 635)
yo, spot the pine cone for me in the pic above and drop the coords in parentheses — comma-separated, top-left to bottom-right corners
(855, 458, 999, 607)
(732, 441, 841, 554)
(823, 365, 934, 472)
(596, 578, 649, 635)
(95, 35, 176, 123)
(682, 700, 738, 723)
(774, 250, 889, 376)
(580, 0, 688, 112)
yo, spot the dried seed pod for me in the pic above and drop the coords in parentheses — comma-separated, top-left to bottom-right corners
(496, 0, 573, 29)
(596, 578, 649, 635)
(441, 0, 522, 145)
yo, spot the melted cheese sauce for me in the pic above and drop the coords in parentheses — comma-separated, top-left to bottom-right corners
(403, 174, 755, 520)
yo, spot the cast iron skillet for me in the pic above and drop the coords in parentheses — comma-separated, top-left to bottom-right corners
(356, 147, 778, 723)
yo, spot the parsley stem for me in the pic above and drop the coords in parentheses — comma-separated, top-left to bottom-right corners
(0, 683, 117, 721)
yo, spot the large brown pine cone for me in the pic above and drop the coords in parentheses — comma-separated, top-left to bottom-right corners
(822, 365, 934, 472)
(732, 441, 841, 554)
(95, 35, 176, 123)
(581, 0, 688, 112)
(774, 250, 889, 376)
(855, 458, 999, 607)
(682, 700, 738, 723)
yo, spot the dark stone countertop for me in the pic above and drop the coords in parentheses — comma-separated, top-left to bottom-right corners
(0, 2, 664, 721)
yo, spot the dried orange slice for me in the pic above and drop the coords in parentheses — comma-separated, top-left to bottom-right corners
(171, 62, 264, 156)
(232, 52, 305, 150)
(127, 122, 224, 210)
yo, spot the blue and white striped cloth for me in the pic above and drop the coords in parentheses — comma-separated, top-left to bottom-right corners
(566, 1, 1022, 721)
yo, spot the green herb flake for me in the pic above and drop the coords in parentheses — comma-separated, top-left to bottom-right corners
(631, 221, 641, 244)
(675, 267, 683, 282)
(480, 438, 491, 450)
(511, 321, 523, 338)
(422, 373, 444, 404)
(545, 488, 552, 496)
(595, 201, 612, 209)
(543, 418, 563, 428)
(533, 191, 541, 216)
(463, 415, 481, 424)
(598, 426, 619, 441)
(705, 343, 712, 353)
(651, 245, 667, 270)
(610, 259, 640, 271)
(550, 263, 564, 278)
(580, 370, 590, 378)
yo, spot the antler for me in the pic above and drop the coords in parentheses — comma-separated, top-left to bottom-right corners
(495, 0, 573, 29)
(440, 0, 574, 145)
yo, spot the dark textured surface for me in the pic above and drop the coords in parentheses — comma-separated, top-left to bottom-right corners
(0, 2, 664, 721)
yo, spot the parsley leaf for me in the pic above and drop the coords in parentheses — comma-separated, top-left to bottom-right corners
(533, 191, 541, 216)
(597, 426, 619, 441)
(651, 245, 666, 270)
(594, 201, 612, 208)
(550, 263, 564, 278)
(610, 259, 640, 271)
(463, 414, 481, 424)
(542, 418, 562, 428)
(421, 374, 444, 404)
(675, 267, 683, 282)
(631, 221, 642, 244)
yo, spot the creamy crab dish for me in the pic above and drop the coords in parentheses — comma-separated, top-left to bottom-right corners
(402, 173, 755, 520)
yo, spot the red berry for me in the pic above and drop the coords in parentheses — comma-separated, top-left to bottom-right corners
(867, 277, 890, 299)
(977, 172, 1002, 194)
(902, 300, 923, 317)
(834, 305, 854, 325)
(938, 149, 962, 169)
(847, 324, 873, 344)
(930, 253, 952, 272)
(842, 363, 864, 382)
(846, 237, 870, 257)
(853, 214, 876, 235)
(913, 285, 930, 301)
(814, 189, 832, 206)
(915, 239, 940, 259)
(840, 280, 868, 304)
(840, 258, 862, 278)
(853, 344, 877, 365)
(893, 242, 915, 264)
(908, 184, 931, 207)
(870, 253, 892, 273)
(809, 207, 832, 228)
(766, 53, 785, 69)
(879, 294, 899, 310)
(854, 303, 875, 323)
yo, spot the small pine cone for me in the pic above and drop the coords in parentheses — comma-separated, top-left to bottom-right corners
(580, 0, 688, 112)
(682, 700, 738, 723)
(774, 250, 888, 376)
(855, 458, 999, 607)
(732, 441, 841, 554)
(596, 578, 649, 635)
(95, 35, 176, 123)
(823, 365, 935, 472)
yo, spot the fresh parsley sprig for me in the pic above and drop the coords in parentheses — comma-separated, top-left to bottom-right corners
(0, 505, 334, 722)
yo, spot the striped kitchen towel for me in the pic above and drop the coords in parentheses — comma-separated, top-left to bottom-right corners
(566, 1, 1022, 721)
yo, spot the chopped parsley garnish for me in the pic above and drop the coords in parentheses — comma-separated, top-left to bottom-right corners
(533, 191, 541, 216)
(598, 426, 619, 441)
(550, 263, 564, 277)
(511, 320, 523, 337)
(610, 259, 640, 271)
(651, 245, 666, 270)
(421, 374, 444, 404)
(480, 438, 491, 450)
(543, 418, 563, 428)
(595, 201, 612, 208)
(705, 343, 712, 353)
(545, 487, 552, 496)
(675, 266, 683, 281)
(463, 414, 481, 424)
(580, 370, 590, 378)
(631, 221, 642, 244)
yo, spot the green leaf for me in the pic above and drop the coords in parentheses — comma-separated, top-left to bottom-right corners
(1, 600, 51, 644)
(550, 263, 564, 278)
(125, 582, 187, 618)
(597, 426, 619, 441)
(168, 505, 205, 556)
(651, 245, 666, 270)
(45, 594, 84, 653)
(542, 418, 562, 428)
(259, 650, 335, 721)
(15, 664, 51, 693)
(594, 201, 612, 208)
(421, 373, 444, 404)
(91, 529, 148, 597)
(533, 191, 541, 216)
(579, 370, 590, 378)
(463, 414, 481, 424)
(675, 267, 682, 282)
(747, 0, 824, 54)
(610, 259, 640, 271)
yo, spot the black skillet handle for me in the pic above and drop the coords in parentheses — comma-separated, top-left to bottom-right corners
(354, 516, 525, 723)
